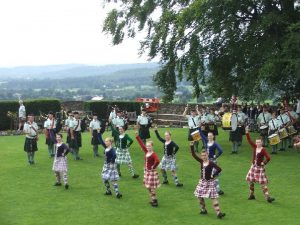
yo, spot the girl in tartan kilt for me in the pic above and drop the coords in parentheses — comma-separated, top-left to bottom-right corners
(115, 126, 139, 178)
(245, 126, 275, 203)
(154, 127, 183, 187)
(23, 114, 39, 165)
(52, 133, 70, 190)
(190, 142, 226, 219)
(135, 133, 160, 207)
(98, 135, 122, 198)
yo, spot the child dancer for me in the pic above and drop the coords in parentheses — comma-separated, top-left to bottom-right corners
(53, 133, 70, 189)
(154, 127, 183, 187)
(190, 142, 226, 219)
(98, 135, 122, 198)
(135, 132, 160, 207)
(245, 126, 275, 203)
(23, 114, 39, 165)
(197, 128, 224, 195)
(115, 126, 139, 178)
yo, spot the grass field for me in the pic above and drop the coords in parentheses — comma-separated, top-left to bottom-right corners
(0, 128, 299, 225)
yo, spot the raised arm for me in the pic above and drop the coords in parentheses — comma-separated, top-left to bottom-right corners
(135, 134, 148, 153)
(182, 105, 188, 117)
(154, 129, 165, 143)
(190, 142, 202, 163)
(246, 132, 256, 149)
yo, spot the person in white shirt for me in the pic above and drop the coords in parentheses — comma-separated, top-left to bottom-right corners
(44, 111, 57, 157)
(137, 108, 152, 144)
(183, 105, 201, 152)
(111, 110, 126, 145)
(277, 107, 290, 151)
(18, 100, 26, 132)
(89, 113, 102, 157)
(69, 111, 83, 160)
(23, 114, 39, 164)
(268, 112, 280, 154)
(257, 106, 272, 147)
(64, 111, 74, 147)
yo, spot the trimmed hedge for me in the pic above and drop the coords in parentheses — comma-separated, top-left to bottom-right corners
(0, 99, 61, 130)
(84, 101, 142, 119)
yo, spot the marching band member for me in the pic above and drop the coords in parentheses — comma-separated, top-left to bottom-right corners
(108, 106, 117, 123)
(23, 114, 39, 165)
(229, 109, 242, 154)
(98, 135, 122, 199)
(257, 106, 272, 147)
(286, 105, 299, 147)
(277, 107, 290, 151)
(293, 135, 300, 151)
(268, 112, 280, 154)
(245, 126, 275, 203)
(69, 112, 83, 160)
(137, 108, 152, 144)
(154, 127, 183, 187)
(206, 108, 219, 138)
(44, 111, 57, 157)
(89, 113, 102, 157)
(52, 133, 70, 189)
(183, 105, 201, 152)
(189, 142, 226, 219)
(197, 127, 224, 195)
(111, 110, 125, 145)
(64, 111, 74, 150)
(115, 126, 139, 178)
(237, 106, 247, 146)
(18, 100, 26, 132)
(135, 133, 160, 207)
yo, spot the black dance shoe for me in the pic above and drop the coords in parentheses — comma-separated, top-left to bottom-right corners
(162, 180, 169, 184)
(65, 184, 69, 190)
(248, 195, 255, 200)
(104, 190, 112, 195)
(116, 193, 122, 199)
(54, 182, 62, 186)
(176, 183, 183, 187)
(217, 212, 226, 219)
(151, 199, 158, 207)
(218, 190, 224, 195)
(200, 209, 208, 215)
(132, 174, 139, 179)
(267, 197, 275, 203)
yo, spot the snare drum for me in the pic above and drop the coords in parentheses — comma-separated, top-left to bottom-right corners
(279, 128, 289, 139)
(287, 125, 297, 136)
(268, 133, 280, 146)
(191, 130, 201, 141)
(260, 125, 268, 136)
(222, 113, 238, 131)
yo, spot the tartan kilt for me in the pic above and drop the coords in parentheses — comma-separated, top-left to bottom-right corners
(66, 130, 71, 145)
(101, 163, 119, 181)
(188, 128, 197, 141)
(194, 179, 219, 199)
(116, 148, 132, 164)
(52, 156, 68, 172)
(246, 164, 268, 185)
(91, 130, 101, 145)
(139, 125, 150, 139)
(143, 169, 160, 189)
(69, 131, 82, 148)
(229, 128, 242, 142)
(45, 129, 56, 145)
(159, 155, 177, 171)
(24, 137, 38, 152)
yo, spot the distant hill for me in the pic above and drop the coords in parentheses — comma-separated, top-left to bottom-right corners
(0, 63, 160, 80)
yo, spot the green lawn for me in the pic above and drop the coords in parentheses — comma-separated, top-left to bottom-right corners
(0, 128, 299, 225)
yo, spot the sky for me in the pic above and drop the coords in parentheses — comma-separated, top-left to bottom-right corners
(0, 0, 150, 67)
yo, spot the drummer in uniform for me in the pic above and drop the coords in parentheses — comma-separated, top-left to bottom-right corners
(136, 108, 152, 144)
(286, 105, 299, 148)
(183, 105, 201, 152)
(277, 107, 290, 151)
(229, 108, 243, 154)
(44, 111, 57, 157)
(257, 106, 272, 147)
(268, 112, 280, 154)
(69, 112, 83, 160)
(206, 108, 219, 138)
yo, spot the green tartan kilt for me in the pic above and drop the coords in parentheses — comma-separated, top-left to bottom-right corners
(116, 148, 132, 164)
(69, 131, 82, 148)
(24, 137, 38, 152)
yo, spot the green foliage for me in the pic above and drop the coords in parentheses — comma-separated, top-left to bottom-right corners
(0, 99, 61, 130)
(103, 0, 300, 102)
(84, 101, 142, 119)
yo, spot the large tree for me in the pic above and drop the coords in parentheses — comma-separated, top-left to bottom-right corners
(103, 0, 300, 102)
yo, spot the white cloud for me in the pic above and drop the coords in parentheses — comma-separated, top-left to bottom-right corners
(0, 0, 149, 67)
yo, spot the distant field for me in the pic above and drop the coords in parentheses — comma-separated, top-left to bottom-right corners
(0, 129, 299, 225)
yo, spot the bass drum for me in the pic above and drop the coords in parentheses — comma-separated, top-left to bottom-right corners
(222, 113, 238, 131)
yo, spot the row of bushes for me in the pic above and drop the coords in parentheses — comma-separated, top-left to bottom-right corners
(0, 99, 61, 130)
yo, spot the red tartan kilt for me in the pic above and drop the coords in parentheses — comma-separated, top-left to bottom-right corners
(143, 169, 160, 189)
(246, 164, 268, 185)
(194, 179, 219, 199)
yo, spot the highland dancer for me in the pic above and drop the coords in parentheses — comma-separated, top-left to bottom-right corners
(154, 127, 183, 187)
(115, 126, 139, 178)
(197, 128, 224, 195)
(53, 133, 70, 189)
(190, 142, 226, 219)
(245, 126, 275, 203)
(23, 114, 39, 165)
(98, 135, 122, 198)
(135, 133, 160, 207)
